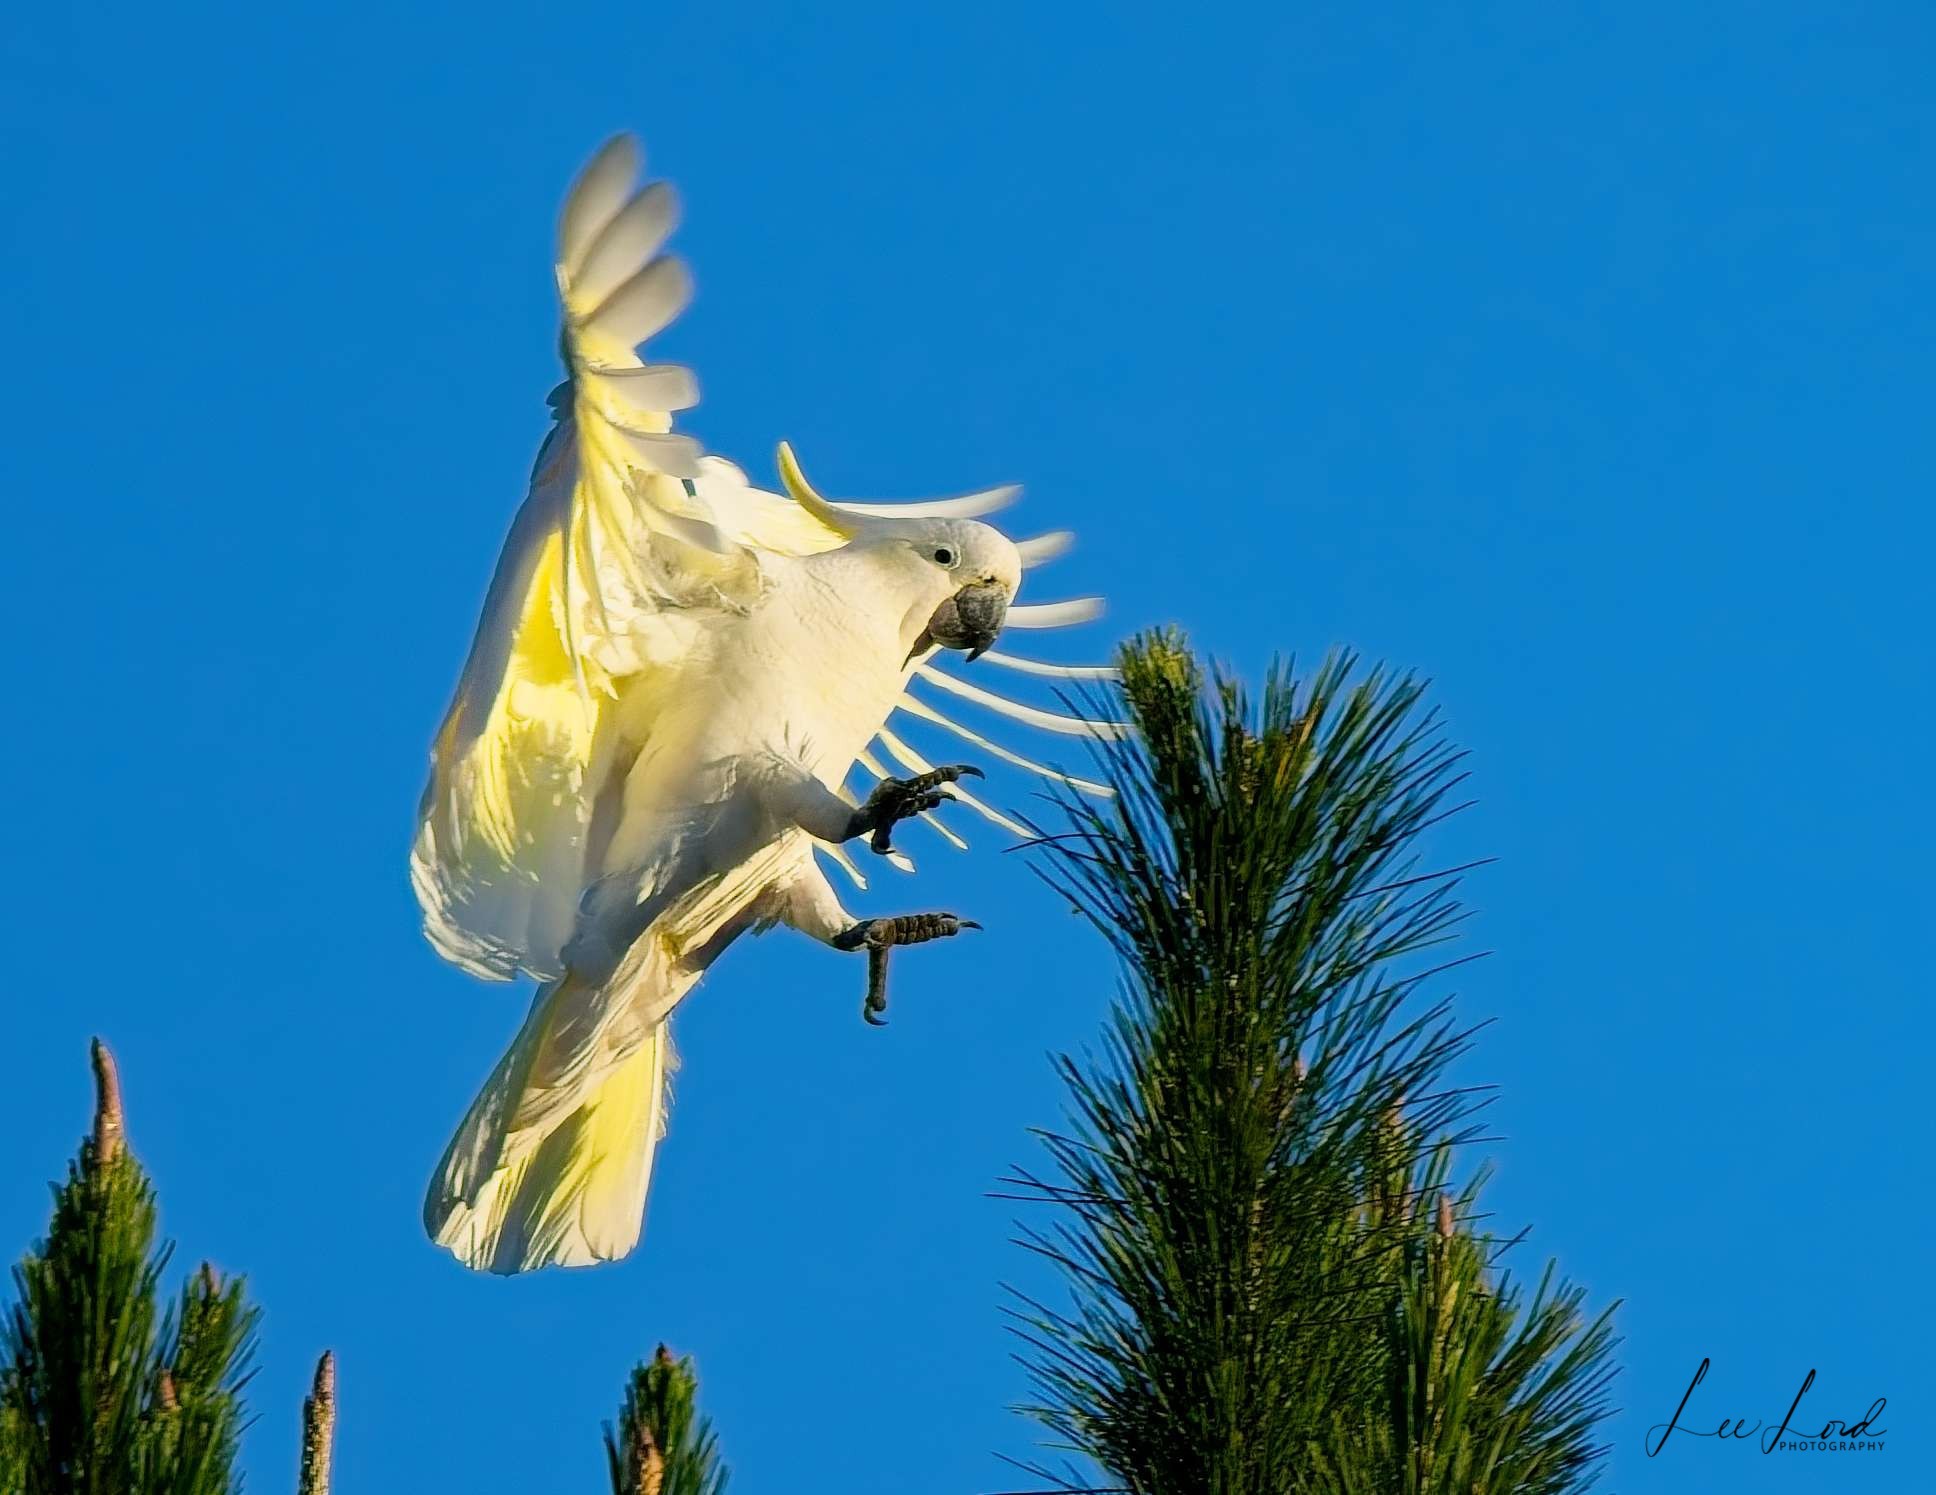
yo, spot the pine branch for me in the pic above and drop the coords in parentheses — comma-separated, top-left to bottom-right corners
(1, 1041, 262, 1495)
(1300, 1142, 1618, 1493)
(3, 1039, 167, 1494)
(1008, 633, 1617, 1494)
(603, 1345, 727, 1495)
(0, 1396, 23, 1494)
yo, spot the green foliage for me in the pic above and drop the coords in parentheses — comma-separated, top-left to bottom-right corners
(604, 1346, 728, 1495)
(0, 1044, 260, 1495)
(1007, 631, 1616, 1494)
(0, 1402, 20, 1494)
(1301, 1140, 1617, 1494)
(3, 1144, 163, 1493)
(139, 1265, 262, 1495)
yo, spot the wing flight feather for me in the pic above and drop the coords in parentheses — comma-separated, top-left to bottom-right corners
(414, 136, 852, 981)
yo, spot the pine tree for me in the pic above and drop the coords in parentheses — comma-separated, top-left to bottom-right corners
(1, 1040, 260, 1495)
(604, 1346, 728, 1495)
(0, 1042, 323, 1495)
(1004, 632, 1617, 1494)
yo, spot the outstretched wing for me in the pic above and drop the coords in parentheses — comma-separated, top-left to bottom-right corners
(412, 136, 849, 982)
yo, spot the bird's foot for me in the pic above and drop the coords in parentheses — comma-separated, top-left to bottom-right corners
(833, 913, 982, 1026)
(848, 765, 983, 854)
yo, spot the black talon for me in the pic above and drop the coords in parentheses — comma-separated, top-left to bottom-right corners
(862, 944, 891, 1024)
(836, 913, 981, 1026)
(849, 764, 984, 855)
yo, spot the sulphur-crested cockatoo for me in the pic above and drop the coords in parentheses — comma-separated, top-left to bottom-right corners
(413, 136, 1119, 1274)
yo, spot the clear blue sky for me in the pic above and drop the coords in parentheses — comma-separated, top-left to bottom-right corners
(3, 4, 1928, 1491)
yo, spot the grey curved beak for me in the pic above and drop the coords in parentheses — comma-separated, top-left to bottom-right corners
(921, 580, 1009, 662)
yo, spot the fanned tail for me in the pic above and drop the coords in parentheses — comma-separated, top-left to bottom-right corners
(425, 965, 676, 1275)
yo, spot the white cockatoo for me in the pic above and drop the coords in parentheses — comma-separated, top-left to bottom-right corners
(412, 136, 1119, 1274)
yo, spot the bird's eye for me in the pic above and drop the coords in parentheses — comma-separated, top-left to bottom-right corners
(932, 546, 958, 567)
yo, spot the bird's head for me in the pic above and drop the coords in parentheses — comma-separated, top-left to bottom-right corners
(895, 519, 1021, 663)
(777, 443, 1022, 666)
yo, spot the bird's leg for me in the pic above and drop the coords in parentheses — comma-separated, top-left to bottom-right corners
(844, 764, 983, 855)
(832, 913, 981, 1026)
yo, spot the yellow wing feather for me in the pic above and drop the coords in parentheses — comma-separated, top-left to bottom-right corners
(413, 137, 849, 982)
